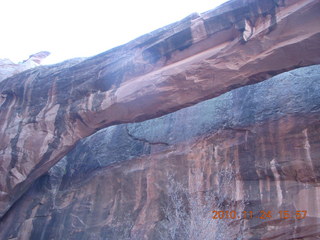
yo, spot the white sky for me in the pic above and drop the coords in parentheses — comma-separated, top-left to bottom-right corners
(0, 0, 228, 64)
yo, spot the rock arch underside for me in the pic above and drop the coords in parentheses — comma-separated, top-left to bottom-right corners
(0, 0, 320, 239)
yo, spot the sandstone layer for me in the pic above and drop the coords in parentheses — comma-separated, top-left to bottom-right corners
(0, 0, 319, 220)
(0, 51, 50, 82)
(0, 65, 320, 240)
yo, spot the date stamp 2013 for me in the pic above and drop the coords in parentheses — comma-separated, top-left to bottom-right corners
(211, 210, 307, 220)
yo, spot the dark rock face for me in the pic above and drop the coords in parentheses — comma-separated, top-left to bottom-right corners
(1, 65, 319, 239)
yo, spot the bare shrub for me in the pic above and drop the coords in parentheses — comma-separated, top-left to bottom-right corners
(158, 168, 236, 240)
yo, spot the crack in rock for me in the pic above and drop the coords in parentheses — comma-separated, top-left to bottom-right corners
(125, 125, 169, 146)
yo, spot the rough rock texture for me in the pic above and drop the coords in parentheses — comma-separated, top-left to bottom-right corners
(0, 0, 319, 220)
(0, 65, 319, 240)
(0, 51, 50, 82)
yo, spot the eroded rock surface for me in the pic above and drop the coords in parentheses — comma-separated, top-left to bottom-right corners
(0, 0, 320, 219)
(0, 65, 319, 240)
(0, 51, 50, 82)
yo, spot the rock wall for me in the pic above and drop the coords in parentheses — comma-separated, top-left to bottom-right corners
(0, 0, 319, 219)
(0, 65, 319, 239)
(0, 0, 320, 239)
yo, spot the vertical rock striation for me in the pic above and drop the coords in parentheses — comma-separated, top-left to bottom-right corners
(0, 65, 319, 239)
(0, 0, 320, 219)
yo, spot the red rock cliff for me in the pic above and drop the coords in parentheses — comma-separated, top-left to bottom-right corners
(0, 0, 320, 239)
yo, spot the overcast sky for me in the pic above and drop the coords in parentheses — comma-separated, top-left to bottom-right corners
(0, 0, 229, 64)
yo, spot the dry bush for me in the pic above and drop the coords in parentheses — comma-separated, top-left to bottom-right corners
(158, 168, 236, 240)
